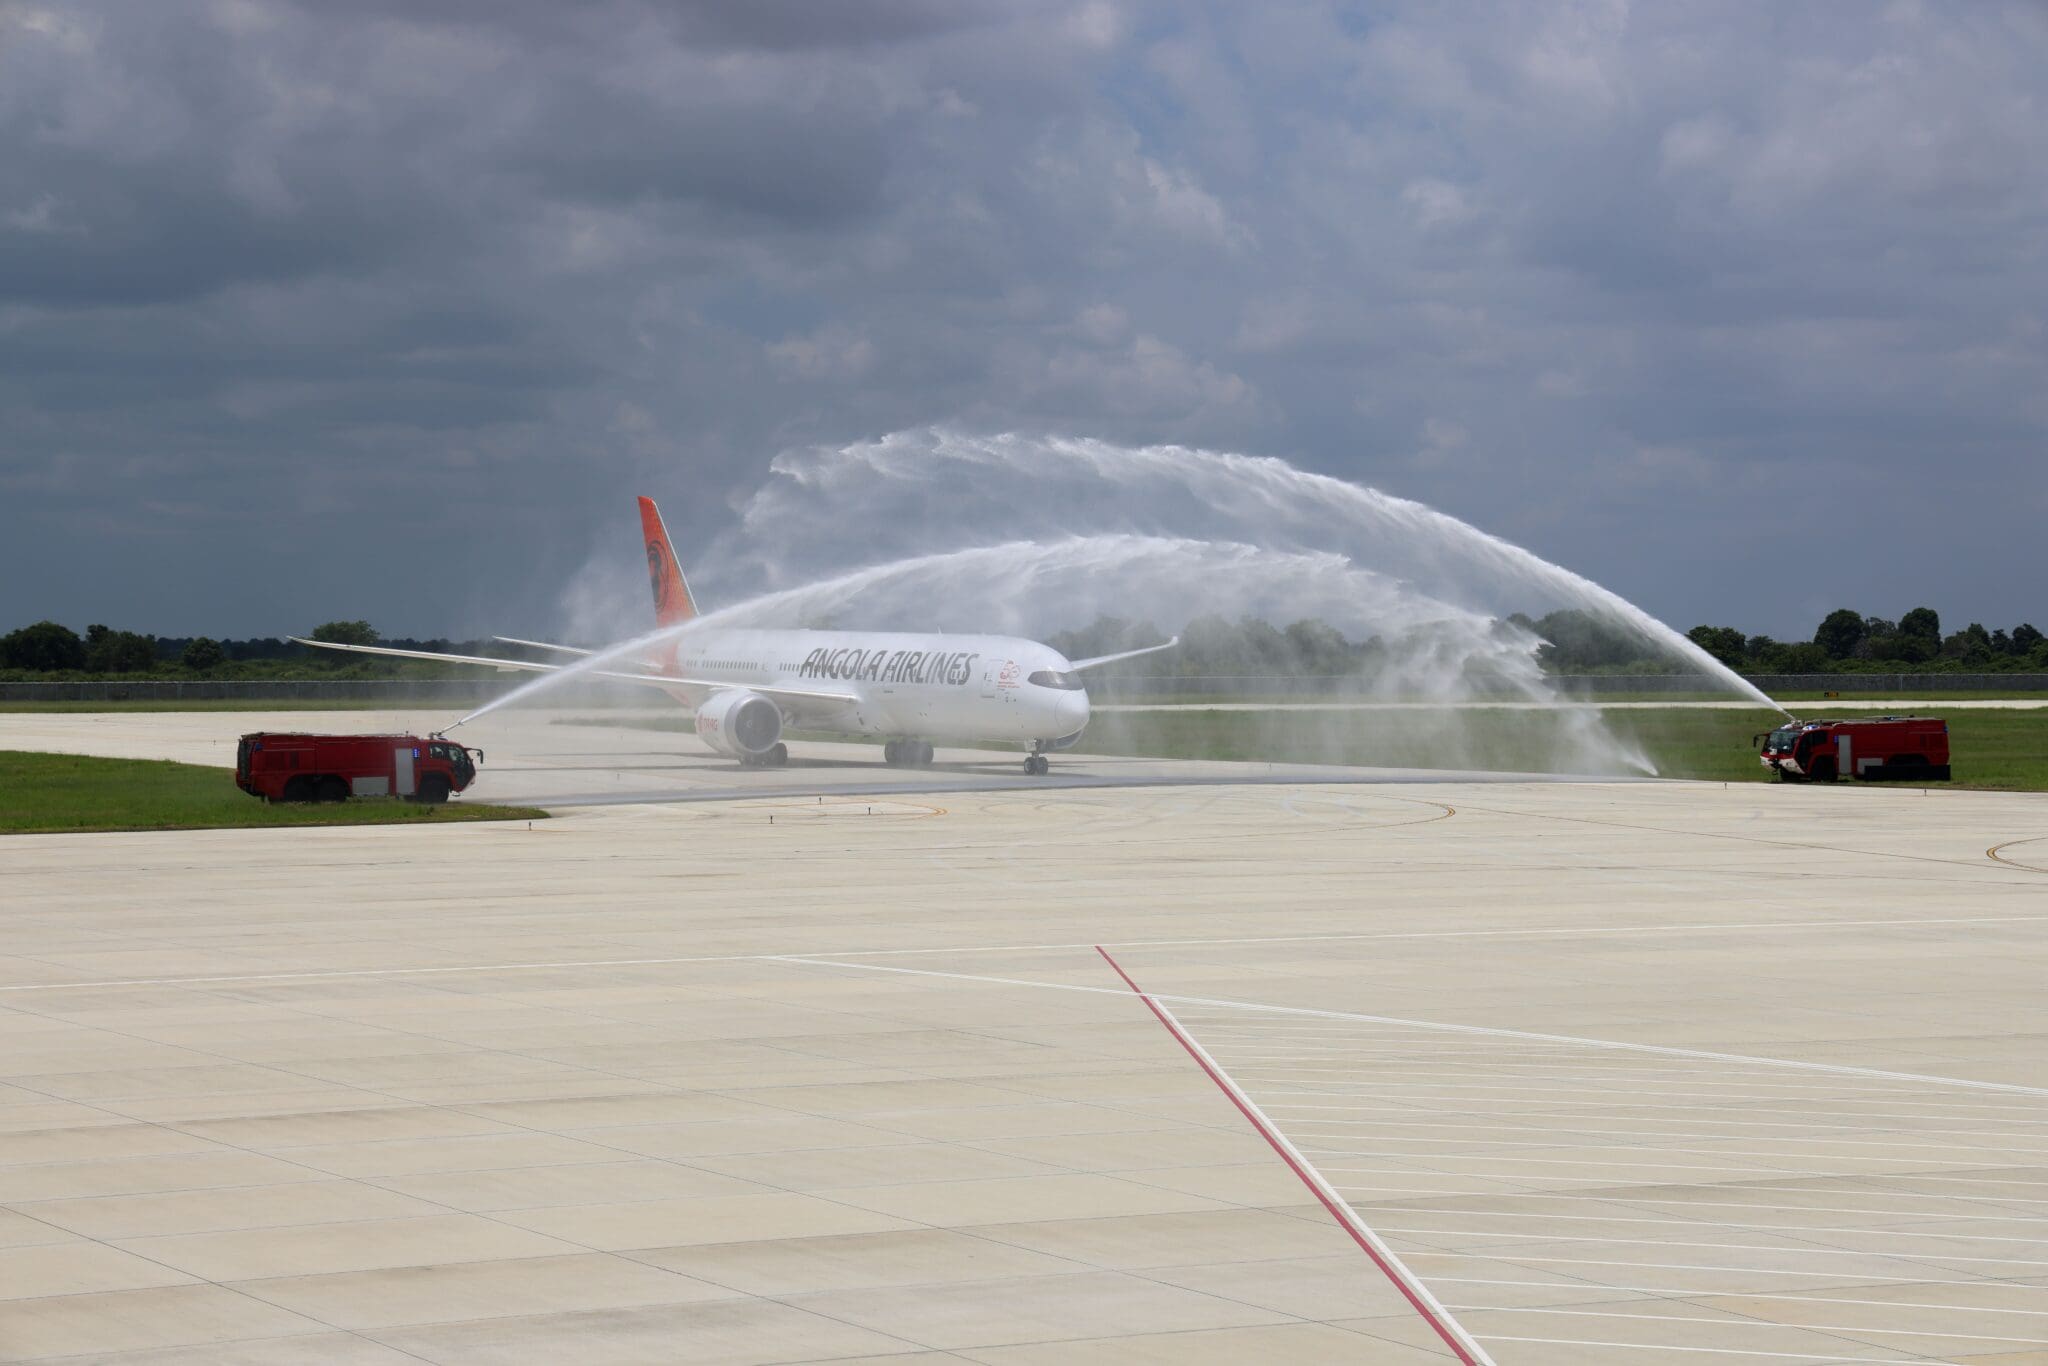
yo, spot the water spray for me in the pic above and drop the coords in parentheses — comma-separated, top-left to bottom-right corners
(454, 430, 1781, 774)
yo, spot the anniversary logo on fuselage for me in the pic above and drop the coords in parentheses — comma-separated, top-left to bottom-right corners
(798, 645, 980, 686)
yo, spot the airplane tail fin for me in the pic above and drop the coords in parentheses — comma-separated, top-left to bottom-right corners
(637, 496, 698, 627)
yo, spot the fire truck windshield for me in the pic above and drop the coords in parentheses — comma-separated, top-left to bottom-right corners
(1765, 728, 1795, 752)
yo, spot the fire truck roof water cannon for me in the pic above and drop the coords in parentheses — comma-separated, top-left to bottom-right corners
(1755, 716, 1950, 784)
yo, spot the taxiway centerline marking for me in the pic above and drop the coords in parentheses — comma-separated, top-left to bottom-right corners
(1989, 836, 2048, 872)
(1091, 944, 1492, 1366)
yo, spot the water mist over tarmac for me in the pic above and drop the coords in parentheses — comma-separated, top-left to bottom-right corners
(472, 429, 1779, 774)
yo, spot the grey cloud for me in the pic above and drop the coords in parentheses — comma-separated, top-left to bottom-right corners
(1, 0, 2044, 640)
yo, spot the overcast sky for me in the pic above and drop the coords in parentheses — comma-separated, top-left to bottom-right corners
(3, 0, 2044, 641)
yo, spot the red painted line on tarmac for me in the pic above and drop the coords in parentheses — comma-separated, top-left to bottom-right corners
(1094, 944, 1486, 1365)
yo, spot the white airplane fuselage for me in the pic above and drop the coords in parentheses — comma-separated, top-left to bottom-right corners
(655, 628, 1091, 746)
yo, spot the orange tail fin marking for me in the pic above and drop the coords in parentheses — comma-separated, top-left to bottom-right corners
(637, 496, 698, 628)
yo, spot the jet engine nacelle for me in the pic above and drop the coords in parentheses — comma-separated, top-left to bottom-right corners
(693, 689, 783, 760)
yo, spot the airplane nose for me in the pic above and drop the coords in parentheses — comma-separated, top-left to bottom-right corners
(1056, 690, 1090, 733)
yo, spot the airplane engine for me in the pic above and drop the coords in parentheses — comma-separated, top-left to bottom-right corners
(693, 689, 784, 762)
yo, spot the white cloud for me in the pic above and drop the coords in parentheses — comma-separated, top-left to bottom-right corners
(768, 323, 877, 382)
(3, 0, 2046, 636)
(1075, 303, 1128, 345)
(3, 195, 68, 233)
(1037, 333, 1254, 421)
(1401, 178, 1474, 231)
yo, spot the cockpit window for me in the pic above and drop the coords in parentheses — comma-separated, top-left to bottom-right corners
(1027, 670, 1083, 690)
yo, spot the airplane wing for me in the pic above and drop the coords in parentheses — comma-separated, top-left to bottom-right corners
(493, 635, 591, 656)
(1069, 636, 1181, 672)
(288, 638, 859, 705)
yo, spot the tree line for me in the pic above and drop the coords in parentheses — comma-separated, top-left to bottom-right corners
(1056, 605, 2048, 677)
(0, 619, 508, 680)
(6, 606, 2046, 682)
(1683, 607, 2044, 674)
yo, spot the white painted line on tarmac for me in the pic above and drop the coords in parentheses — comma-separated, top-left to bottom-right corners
(1477, 1337, 1965, 1362)
(1349, 1207, 2048, 1245)
(1399, 1249, 2012, 1281)
(1267, 1096, 2048, 1121)
(1348, 1193, 2048, 1223)
(1435, 1277, 2048, 1318)
(1242, 1114, 2048, 1157)
(1297, 1135, 2040, 1168)
(4, 912, 2045, 995)
(1367, 1226, 2048, 1268)
(1254, 1076, 2043, 1100)
(1460, 1307, 2048, 1348)
(760, 956, 2048, 1098)
(1315, 1169, 2048, 1209)
(1304, 1147, 2016, 1178)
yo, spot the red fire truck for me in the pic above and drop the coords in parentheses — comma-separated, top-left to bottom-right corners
(236, 733, 481, 803)
(1756, 717, 1950, 783)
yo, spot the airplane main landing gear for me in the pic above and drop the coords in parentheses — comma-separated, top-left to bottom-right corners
(884, 740, 934, 767)
(740, 743, 789, 768)
(1023, 754, 1050, 776)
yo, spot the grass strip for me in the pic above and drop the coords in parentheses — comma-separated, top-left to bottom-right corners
(550, 706, 2048, 791)
(0, 751, 548, 835)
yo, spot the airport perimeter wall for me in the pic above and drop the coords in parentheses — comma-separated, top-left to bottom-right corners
(4, 674, 2046, 704)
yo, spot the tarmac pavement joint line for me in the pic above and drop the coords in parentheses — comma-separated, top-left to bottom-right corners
(1090, 945, 1490, 1366)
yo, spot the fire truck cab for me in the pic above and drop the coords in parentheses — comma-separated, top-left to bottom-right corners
(236, 733, 480, 804)
(1757, 717, 1950, 783)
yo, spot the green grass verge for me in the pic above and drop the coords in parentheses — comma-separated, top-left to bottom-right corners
(0, 751, 549, 835)
(1078, 706, 2048, 791)
(551, 704, 2048, 790)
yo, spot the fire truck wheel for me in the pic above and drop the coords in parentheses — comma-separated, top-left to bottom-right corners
(1809, 758, 1837, 783)
(315, 776, 348, 803)
(282, 776, 314, 803)
(417, 776, 450, 805)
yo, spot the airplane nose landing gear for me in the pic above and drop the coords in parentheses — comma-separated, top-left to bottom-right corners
(1023, 753, 1050, 776)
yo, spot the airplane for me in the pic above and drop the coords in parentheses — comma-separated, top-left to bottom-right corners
(294, 496, 1177, 776)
